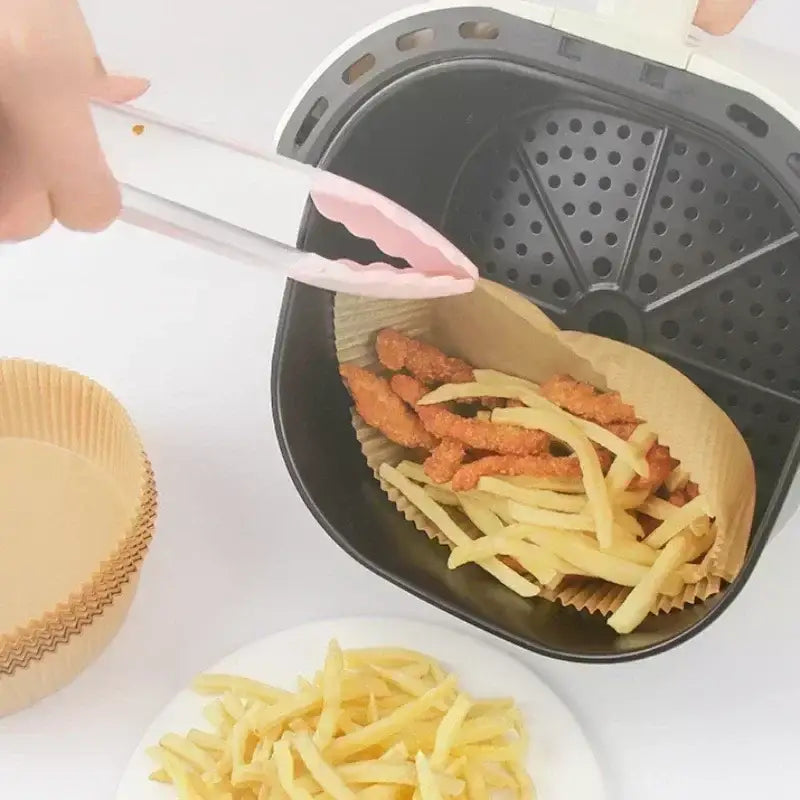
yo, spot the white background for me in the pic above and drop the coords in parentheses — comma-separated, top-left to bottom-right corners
(1, 1, 800, 797)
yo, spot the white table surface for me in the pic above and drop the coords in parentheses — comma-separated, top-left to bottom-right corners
(1, 1, 800, 797)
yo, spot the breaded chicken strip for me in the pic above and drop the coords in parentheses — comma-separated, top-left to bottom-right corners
(376, 329, 474, 384)
(542, 375, 636, 425)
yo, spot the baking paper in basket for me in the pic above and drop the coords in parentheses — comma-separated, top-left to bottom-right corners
(333, 279, 755, 619)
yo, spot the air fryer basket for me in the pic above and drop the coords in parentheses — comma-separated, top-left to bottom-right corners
(273, 7, 800, 661)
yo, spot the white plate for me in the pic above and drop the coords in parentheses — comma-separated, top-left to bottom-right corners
(116, 617, 605, 800)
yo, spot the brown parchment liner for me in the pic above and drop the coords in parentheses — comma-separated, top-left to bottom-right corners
(0, 360, 157, 712)
(334, 280, 755, 620)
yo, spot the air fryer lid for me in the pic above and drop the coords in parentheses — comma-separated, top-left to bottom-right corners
(273, 5, 800, 659)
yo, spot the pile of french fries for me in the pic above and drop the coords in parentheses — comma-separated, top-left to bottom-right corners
(147, 642, 533, 800)
(379, 370, 716, 634)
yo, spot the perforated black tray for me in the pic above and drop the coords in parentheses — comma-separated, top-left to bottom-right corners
(272, 7, 800, 661)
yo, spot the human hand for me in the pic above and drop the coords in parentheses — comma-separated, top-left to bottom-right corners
(0, 0, 148, 241)
(694, 0, 756, 35)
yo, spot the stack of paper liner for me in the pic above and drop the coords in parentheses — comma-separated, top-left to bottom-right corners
(334, 279, 755, 624)
(0, 360, 157, 716)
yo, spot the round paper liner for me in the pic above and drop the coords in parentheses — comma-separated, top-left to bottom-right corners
(0, 360, 157, 713)
(333, 281, 754, 619)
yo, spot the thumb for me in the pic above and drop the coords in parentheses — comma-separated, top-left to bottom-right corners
(91, 58, 150, 104)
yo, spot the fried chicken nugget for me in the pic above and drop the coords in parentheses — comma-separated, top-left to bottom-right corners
(340, 364, 436, 450)
(391, 375, 550, 457)
(630, 444, 679, 490)
(424, 439, 467, 484)
(669, 481, 700, 507)
(542, 375, 637, 425)
(451, 454, 584, 492)
(376, 329, 474, 384)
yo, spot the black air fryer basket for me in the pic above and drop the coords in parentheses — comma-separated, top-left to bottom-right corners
(271, 3, 800, 661)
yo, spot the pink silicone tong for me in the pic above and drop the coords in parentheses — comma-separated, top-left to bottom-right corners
(92, 104, 477, 298)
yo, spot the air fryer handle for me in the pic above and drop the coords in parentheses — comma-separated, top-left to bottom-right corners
(595, 0, 701, 41)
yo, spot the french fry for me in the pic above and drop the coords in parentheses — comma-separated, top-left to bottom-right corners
(314, 640, 344, 749)
(665, 467, 690, 492)
(493, 407, 615, 548)
(417, 383, 536, 407)
(415, 752, 444, 800)
(506, 501, 596, 532)
(502, 476, 585, 494)
(609, 535, 693, 633)
(447, 537, 561, 585)
(193, 674, 290, 704)
(293, 733, 358, 800)
(274, 739, 316, 800)
(380, 464, 540, 598)
(605, 425, 656, 491)
(472, 369, 540, 393)
(458, 496, 505, 537)
(431, 694, 472, 769)
(638, 497, 679, 521)
(476, 477, 587, 513)
(643, 496, 711, 549)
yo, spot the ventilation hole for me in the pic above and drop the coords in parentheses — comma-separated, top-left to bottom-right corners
(778, 288, 792, 303)
(589, 201, 601, 215)
(702, 251, 716, 266)
(690, 179, 706, 194)
(524, 128, 536, 142)
(730, 239, 745, 254)
(605, 233, 618, 246)
(690, 334, 704, 349)
(558, 36, 584, 61)
(790, 379, 800, 395)
(674, 142, 688, 156)
(574, 172, 587, 186)
(697, 151, 712, 166)
(503, 213, 516, 226)
(715, 347, 727, 361)
(671, 263, 685, 277)
(777, 316, 789, 330)
(666, 169, 681, 184)
(743, 175, 760, 192)
(585, 147, 598, 161)
(678, 233, 693, 247)
(642, 131, 656, 146)
(560, 146, 573, 160)
(519, 193, 531, 206)
(553, 278, 571, 298)
(654, 221, 667, 235)
(624, 183, 637, 197)
(661, 320, 680, 340)
(543, 251, 555, 265)
(740, 358, 752, 371)
(617, 125, 631, 140)
(770, 343, 784, 356)
(633, 157, 647, 172)
(773, 262, 788, 276)
(693, 308, 707, 322)
(294, 97, 329, 146)
(608, 151, 622, 166)
(459, 21, 500, 40)
(493, 237, 505, 250)
(649, 248, 662, 262)
(549, 175, 562, 189)
(530, 220, 543, 234)
(639, 274, 658, 294)
(789, 153, 800, 178)
(727, 104, 769, 138)
(616, 208, 629, 222)
(563, 203, 576, 216)
(593, 121, 606, 135)
(343, 53, 376, 84)
(720, 290, 734, 304)
(715, 190, 730, 206)
(508, 168, 520, 182)
(544, 122, 559, 136)
(580, 230, 593, 244)
(709, 219, 724, 234)
(507, 268, 518, 282)
(485, 260, 496, 274)
(530, 273, 542, 286)
(721, 163, 736, 178)
(570, 118, 582, 133)
(722, 318, 734, 333)
(745, 330, 759, 344)
(396, 28, 435, 51)
(536, 152, 549, 166)
(515, 243, 528, 256)
(684, 207, 699, 221)
(593, 257, 612, 277)
(660, 196, 674, 209)
(491, 187, 503, 200)
(599, 177, 612, 190)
